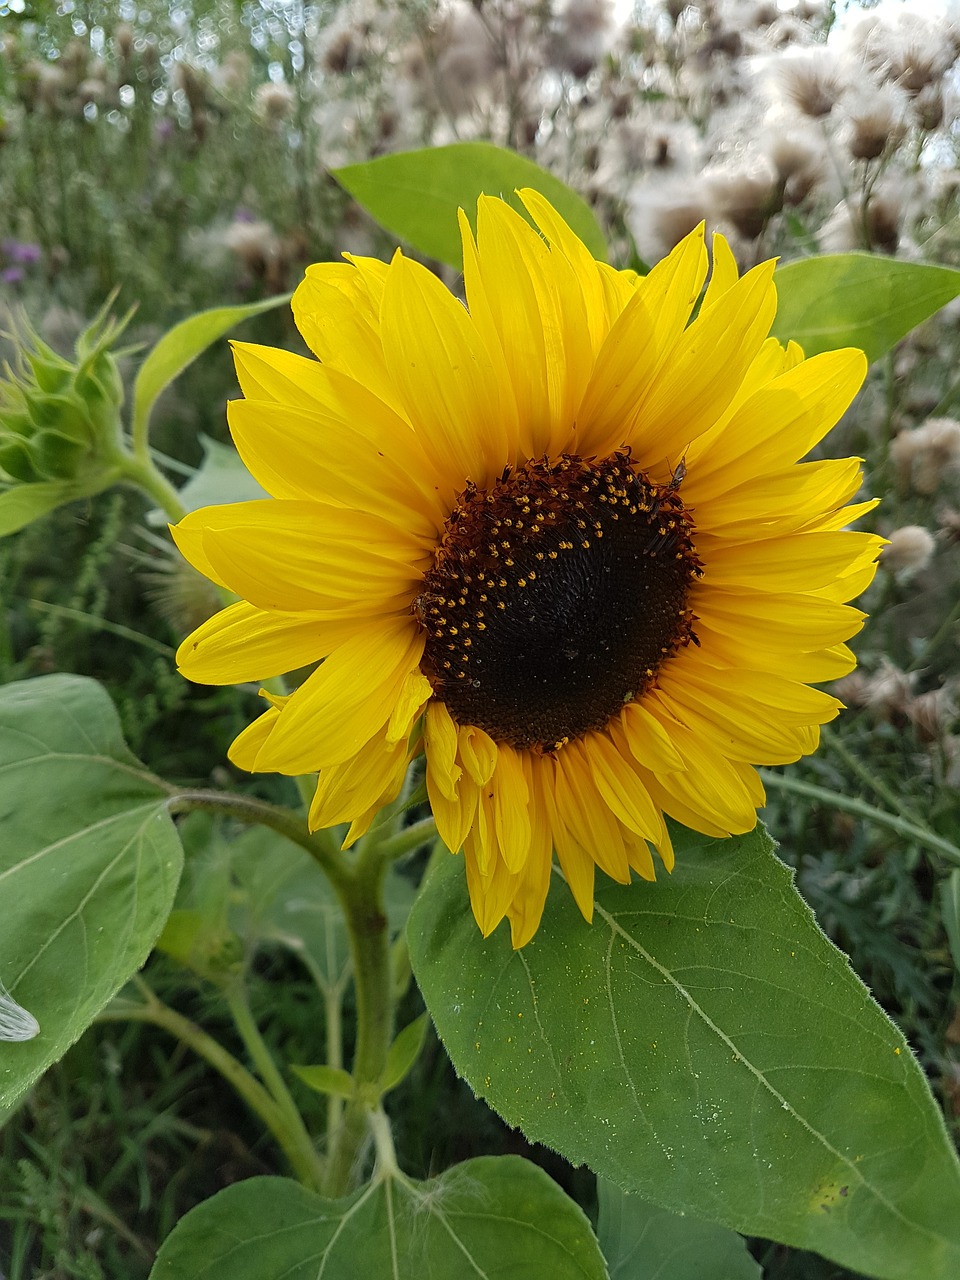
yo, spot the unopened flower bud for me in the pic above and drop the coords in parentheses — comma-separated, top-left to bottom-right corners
(0, 305, 130, 488)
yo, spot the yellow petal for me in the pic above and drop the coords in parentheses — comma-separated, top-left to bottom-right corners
(424, 700, 461, 801)
(555, 744, 630, 884)
(581, 730, 665, 843)
(684, 348, 868, 503)
(630, 259, 778, 471)
(491, 742, 531, 874)
(176, 600, 351, 685)
(291, 259, 403, 415)
(540, 756, 595, 922)
(693, 458, 864, 542)
(379, 250, 509, 491)
(700, 232, 740, 310)
(473, 195, 591, 458)
(517, 186, 611, 352)
(457, 723, 499, 786)
(227, 397, 445, 538)
(189, 500, 428, 616)
(506, 753, 554, 948)
(228, 706, 281, 772)
(308, 729, 410, 832)
(431, 776, 478, 856)
(616, 701, 686, 773)
(463, 836, 518, 937)
(704, 530, 885, 594)
(255, 619, 424, 771)
(387, 671, 433, 744)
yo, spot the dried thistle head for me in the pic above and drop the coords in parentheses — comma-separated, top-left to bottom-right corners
(775, 46, 846, 119)
(703, 157, 782, 239)
(890, 417, 960, 495)
(880, 13, 956, 94)
(762, 122, 827, 204)
(840, 81, 908, 161)
(222, 218, 283, 276)
(880, 524, 936, 576)
(818, 187, 903, 254)
(862, 658, 916, 723)
(626, 178, 712, 263)
(906, 685, 957, 747)
(254, 80, 296, 125)
(551, 0, 614, 78)
(911, 82, 945, 132)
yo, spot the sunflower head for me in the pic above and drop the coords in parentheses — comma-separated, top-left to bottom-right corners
(174, 189, 880, 948)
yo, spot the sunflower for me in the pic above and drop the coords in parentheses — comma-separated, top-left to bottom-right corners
(174, 190, 880, 948)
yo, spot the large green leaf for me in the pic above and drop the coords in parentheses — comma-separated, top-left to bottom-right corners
(0, 479, 85, 537)
(408, 826, 960, 1280)
(131, 293, 290, 443)
(0, 675, 182, 1119)
(596, 1179, 760, 1280)
(150, 1158, 608, 1278)
(772, 255, 960, 362)
(334, 142, 607, 267)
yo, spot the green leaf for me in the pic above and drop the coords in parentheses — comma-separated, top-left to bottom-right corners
(131, 294, 290, 443)
(0, 480, 82, 536)
(149, 1158, 608, 1279)
(380, 1012, 429, 1093)
(941, 870, 960, 977)
(596, 1179, 760, 1280)
(291, 1063, 356, 1099)
(334, 142, 606, 268)
(408, 826, 960, 1280)
(0, 675, 182, 1119)
(772, 255, 960, 362)
(171, 435, 269, 515)
(155, 907, 243, 983)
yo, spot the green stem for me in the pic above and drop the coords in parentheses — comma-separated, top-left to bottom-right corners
(223, 980, 324, 1190)
(905, 592, 960, 674)
(821, 725, 926, 828)
(375, 815, 437, 862)
(368, 1107, 403, 1181)
(98, 987, 323, 1189)
(325, 980, 347, 1147)
(166, 788, 344, 884)
(323, 837, 395, 1196)
(114, 452, 187, 523)
(760, 770, 960, 866)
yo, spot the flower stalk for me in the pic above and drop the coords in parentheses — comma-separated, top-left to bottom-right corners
(98, 979, 325, 1192)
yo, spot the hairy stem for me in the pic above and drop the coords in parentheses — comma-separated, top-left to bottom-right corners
(166, 788, 343, 883)
(376, 815, 437, 862)
(115, 453, 187, 524)
(323, 839, 396, 1196)
(223, 980, 324, 1190)
(760, 770, 960, 866)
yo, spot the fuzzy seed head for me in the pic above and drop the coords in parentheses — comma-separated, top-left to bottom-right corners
(881, 525, 935, 575)
(890, 417, 960, 495)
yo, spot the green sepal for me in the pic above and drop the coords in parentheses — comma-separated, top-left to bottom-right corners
(380, 1012, 429, 1094)
(291, 1064, 357, 1099)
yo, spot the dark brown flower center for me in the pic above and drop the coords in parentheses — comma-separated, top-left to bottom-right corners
(415, 451, 702, 751)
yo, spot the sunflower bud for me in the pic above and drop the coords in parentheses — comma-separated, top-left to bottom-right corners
(0, 304, 131, 487)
